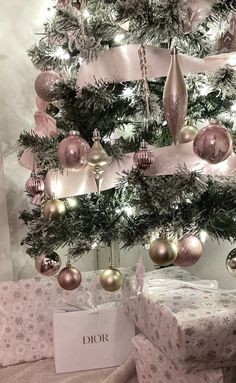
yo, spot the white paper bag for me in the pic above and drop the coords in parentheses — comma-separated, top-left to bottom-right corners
(53, 305, 135, 373)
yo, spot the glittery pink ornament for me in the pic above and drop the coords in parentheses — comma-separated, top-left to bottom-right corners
(58, 131, 90, 171)
(25, 172, 45, 196)
(35, 71, 61, 102)
(133, 140, 154, 170)
(174, 235, 203, 267)
(163, 48, 188, 142)
(193, 120, 232, 164)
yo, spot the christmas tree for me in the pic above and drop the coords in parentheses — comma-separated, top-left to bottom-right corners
(19, 0, 236, 286)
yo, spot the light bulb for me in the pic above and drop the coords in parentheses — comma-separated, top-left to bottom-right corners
(114, 34, 125, 43)
(54, 47, 70, 60)
(67, 197, 78, 208)
(123, 87, 134, 98)
(231, 102, 236, 113)
(123, 206, 134, 216)
(228, 56, 236, 67)
(83, 9, 90, 18)
(199, 230, 208, 244)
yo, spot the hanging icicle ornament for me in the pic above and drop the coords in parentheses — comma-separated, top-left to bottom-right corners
(87, 129, 109, 194)
(42, 193, 66, 221)
(133, 139, 154, 170)
(163, 48, 188, 143)
(133, 45, 154, 169)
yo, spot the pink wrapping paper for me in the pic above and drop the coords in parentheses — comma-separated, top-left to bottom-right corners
(123, 266, 236, 373)
(133, 334, 225, 383)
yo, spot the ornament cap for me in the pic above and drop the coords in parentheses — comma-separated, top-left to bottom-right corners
(69, 130, 80, 136)
(140, 139, 148, 150)
(92, 128, 101, 142)
(171, 47, 178, 55)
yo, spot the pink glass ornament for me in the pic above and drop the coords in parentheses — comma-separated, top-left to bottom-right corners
(193, 120, 232, 164)
(58, 131, 90, 172)
(133, 140, 154, 170)
(175, 235, 203, 267)
(25, 172, 45, 196)
(35, 252, 61, 276)
(35, 71, 61, 102)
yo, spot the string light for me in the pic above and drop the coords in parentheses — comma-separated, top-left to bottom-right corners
(228, 55, 236, 67)
(231, 102, 236, 113)
(54, 47, 70, 60)
(114, 34, 125, 43)
(67, 197, 78, 208)
(83, 9, 90, 18)
(199, 230, 208, 243)
(123, 87, 134, 98)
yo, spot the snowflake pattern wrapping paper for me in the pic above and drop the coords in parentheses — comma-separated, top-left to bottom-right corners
(123, 266, 236, 373)
(0, 268, 134, 367)
(133, 333, 227, 383)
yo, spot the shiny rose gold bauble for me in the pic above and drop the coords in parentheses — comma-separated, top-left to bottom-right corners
(25, 172, 45, 195)
(133, 139, 154, 170)
(163, 48, 188, 143)
(58, 131, 90, 172)
(174, 235, 203, 267)
(149, 239, 178, 266)
(35, 71, 61, 102)
(35, 252, 61, 276)
(42, 195, 66, 221)
(100, 266, 123, 292)
(226, 249, 236, 277)
(58, 264, 82, 290)
(193, 120, 232, 164)
(177, 125, 198, 144)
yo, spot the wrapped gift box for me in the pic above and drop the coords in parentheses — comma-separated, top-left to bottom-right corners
(133, 333, 236, 383)
(123, 266, 236, 373)
(53, 304, 135, 373)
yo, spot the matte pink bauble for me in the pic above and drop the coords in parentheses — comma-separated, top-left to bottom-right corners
(174, 235, 203, 267)
(58, 265, 82, 290)
(35, 71, 61, 102)
(58, 131, 90, 171)
(193, 120, 232, 164)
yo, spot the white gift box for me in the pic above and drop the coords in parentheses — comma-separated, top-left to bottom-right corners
(53, 303, 135, 373)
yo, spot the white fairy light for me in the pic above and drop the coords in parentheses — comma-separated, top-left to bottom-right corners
(54, 47, 70, 60)
(228, 56, 236, 67)
(199, 230, 208, 244)
(91, 242, 98, 250)
(114, 34, 125, 43)
(82, 9, 90, 18)
(231, 102, 236, 113)
(67, 197, 78, 208)
(123, 87, 134, 98)
(123, 206, 134, 216)
(199, 84, 211, 96)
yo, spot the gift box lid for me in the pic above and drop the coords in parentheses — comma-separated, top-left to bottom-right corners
(123, 266, 236, 373)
